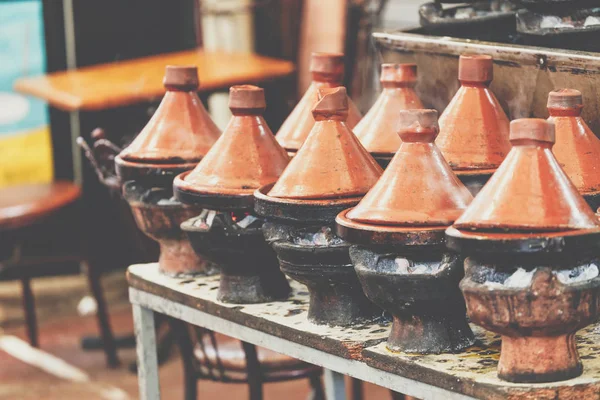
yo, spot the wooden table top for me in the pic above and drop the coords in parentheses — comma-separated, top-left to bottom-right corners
(128, 263, 600, 400)
(14, 49, 295, 111)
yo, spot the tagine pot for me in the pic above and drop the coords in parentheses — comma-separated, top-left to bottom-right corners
(460, 259, 600, 383)
(174, 85, 291, 303)
(447, 118, 600, 383)
(353, 64, 424, 168)
(275, 52, 362, 155)
(437, 54, 510, 195)
(547, 88, 600, 209)
(337, 109, 475, 353)
(115, 65, 221, 276)
(256, 87, 383, 326)
(123, 182, 215, 276)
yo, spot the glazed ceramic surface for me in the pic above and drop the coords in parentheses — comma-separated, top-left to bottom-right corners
(437, 54, 510, 193)
(354, 63, 423, 162)
(547, 88, 600, 208)
(275, 52, 362, 153)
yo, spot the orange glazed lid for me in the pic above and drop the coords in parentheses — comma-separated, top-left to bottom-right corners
(347, 109, 472, 227)
(175, 85, 289, 196)
(353, 63, 424, 156)
(453, 119, 600, 233)
(547, 88, 600, 196)
(436, 54, 510, 173)
(268, 87, 382, 200)
(118, 65, 221, 164)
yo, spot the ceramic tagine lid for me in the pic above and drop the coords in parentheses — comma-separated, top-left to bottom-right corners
(275, 52, 362, 153)
(337, 109, 473, 245)
(268, 87, 382, 200)
(447, 119, 600, 249)
(115, 66, 221, 185)
(173, 85, 290, 210)
(119, 65, 220, 164)
(437, 54, 510, 176)
(353, 64, 424, 158)
(547, 89, 600, 204)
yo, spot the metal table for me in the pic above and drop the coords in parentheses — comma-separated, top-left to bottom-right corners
(128, 263, 600, 400)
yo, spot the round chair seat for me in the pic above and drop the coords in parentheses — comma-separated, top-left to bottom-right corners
(0, 181, 81, 231)
(194, 335, 319, 376)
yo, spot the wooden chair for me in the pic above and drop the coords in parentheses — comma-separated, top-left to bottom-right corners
(0, 181, 119, 366)
(170, 320, 325, 400)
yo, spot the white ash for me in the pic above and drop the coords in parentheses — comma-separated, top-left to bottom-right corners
(293, 227, 343, 246)
(236, 215, 258, 229)
(484, 268, 536, 289)
(584, 16, 600, 27)
(555, 263, 599, 284)
(191, 209, 217, 228)
(454, 7, 475, 19)
(540, 16, 561, 29)
(540, 16, 575, 29)
(394, 258, 442, 275)
(157, 196, 179, 206)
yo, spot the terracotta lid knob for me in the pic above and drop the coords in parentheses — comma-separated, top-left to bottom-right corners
(510, 118, 555, 144)
(547, 88, 583, 112)
(397, 109, 439, 142)
(458, 54, 493, 84)
(228, 85, 266, 114)
(312, 87, 349, 120)
(163, 65, 199, 91)
(380, 63, 417, 87)
(310, 52, 344, 81)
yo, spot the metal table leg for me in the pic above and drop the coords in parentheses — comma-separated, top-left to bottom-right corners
(324, 369, 347, 400)
(133, 304, 160, 400)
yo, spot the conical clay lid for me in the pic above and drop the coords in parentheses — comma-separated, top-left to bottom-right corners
(275, 53, 362, 152)
(547, 89, 600, 195)
(437, 55, 510, 172)
(177, 85, 289, 196)
(268, 87, 382, 200)
(119, 66, 221, 164)
(347, 109, 472, 227)
(354, 64, 424, 155)
(454, 119, 600, 233)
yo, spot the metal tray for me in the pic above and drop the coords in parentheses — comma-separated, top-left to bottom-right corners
(373, 30, 600, 134)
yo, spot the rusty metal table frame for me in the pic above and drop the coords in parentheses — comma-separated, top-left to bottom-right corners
(129, 287, 474, 400)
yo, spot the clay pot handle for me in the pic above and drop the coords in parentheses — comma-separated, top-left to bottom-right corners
(509, 118, 555, 144)
(163, 65, 200, 91)
(313, 87, 349, 119)
(547, 88, 583, 111)
(397, 109, 439, 142)
(459, 54, 493, 84)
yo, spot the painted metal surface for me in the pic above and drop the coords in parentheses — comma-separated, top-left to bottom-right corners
(133, 304, 160, 400)
(374, 31, 600, 135)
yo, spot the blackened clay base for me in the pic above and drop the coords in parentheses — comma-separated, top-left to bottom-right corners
(124, 181, 217, 277)
(461, 257, 600, 383)
(351, 246, 475, 354)
(182, 211, 290, 304)
(263, 222, 380, 326)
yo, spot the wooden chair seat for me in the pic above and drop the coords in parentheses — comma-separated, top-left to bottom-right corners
(0, 182, 81, 231)
(194, 335, 318, 375)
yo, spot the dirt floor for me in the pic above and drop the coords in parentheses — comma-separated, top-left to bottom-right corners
(0, 271, 394, 399)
